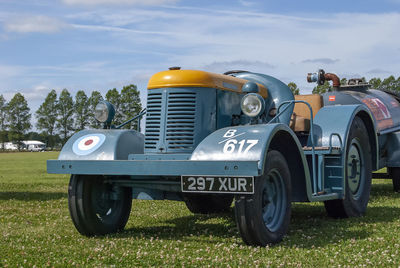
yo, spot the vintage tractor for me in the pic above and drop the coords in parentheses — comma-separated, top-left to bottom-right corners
(48, 68, 400, 246)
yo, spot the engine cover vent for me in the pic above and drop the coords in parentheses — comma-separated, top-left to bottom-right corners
(166, 92, 196, 151)
(144, 92, 162, 150)
(144, 88, 216, 154)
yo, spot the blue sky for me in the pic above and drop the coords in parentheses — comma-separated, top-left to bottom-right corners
(0, 0, 400, 116)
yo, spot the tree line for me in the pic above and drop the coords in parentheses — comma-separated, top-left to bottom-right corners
(1, 74, 399, 150)
(311, 75, 400, 94)
(287, 75, 400, 95)
(0, 85, 141, 150)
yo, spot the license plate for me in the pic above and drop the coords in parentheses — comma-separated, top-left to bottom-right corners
(181, 176, 254, 194)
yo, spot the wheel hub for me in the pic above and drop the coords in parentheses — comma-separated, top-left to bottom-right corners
(347, 141, 363, 197)
(92, 183, 120, 217)
(261, 169, 286, 232)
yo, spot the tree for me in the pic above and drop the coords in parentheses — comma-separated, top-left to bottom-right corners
(120, 84, 142, 129)
(106, 88, 123, 125)
(74, 90, 90, 130)
(312, 81, 332, 94)
(88, 91, 103, 129)
(394, 77, 400, 90)
(57, 89, 74, 144)
(25, 131, 46, 142)
(6, 93, 31, 150)
(287, 82, 300, 95)
(381, 75, 397, 91)
(369, 78, 382, 89)
(0, 95, 7, 149)
(397, 76, 400, 91)
(36, 90, 58, 150)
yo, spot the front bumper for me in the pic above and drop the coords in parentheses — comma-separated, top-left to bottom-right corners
(47, 159, 260, 177)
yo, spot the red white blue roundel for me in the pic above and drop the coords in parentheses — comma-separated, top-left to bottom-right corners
(72, 133, 106, 156)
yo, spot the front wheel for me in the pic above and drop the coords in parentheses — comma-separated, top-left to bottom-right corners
(68, 175, 132, 236)
(389, 167, 400, 192)
(234, 150, 292, 246)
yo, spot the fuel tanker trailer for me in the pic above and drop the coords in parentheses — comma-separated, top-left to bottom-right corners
(47, 67, 400, 246)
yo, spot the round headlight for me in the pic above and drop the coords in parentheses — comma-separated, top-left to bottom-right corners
(240, 93, 265, 117)
(94, 101, 115, 123)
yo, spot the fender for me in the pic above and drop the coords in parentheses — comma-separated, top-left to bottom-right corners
(58, 129, 144, 160)
(387, 132, 400, 167)
(191, 123, 312, 202)
(311, 104, 378, 170)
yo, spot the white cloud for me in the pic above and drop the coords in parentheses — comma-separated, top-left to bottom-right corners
(71, 24, 173, 36)
(20, 85, 56, 102)
(0, 65, 22, 78)
(366, 68, 391, 74)
(203, 60, 275, 73)
(238, 0, 256, 7)
(62, 0, 178, 6)
(4, 15, 68, 33)
(301, 58, 340, 64)
(59, 7, 400, 93)
(2, 5, 400, 99)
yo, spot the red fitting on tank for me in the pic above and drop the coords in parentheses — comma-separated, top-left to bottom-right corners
(324, 73, 340, 88)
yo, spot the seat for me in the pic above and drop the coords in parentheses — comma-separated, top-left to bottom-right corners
(289, 94, 323, 132)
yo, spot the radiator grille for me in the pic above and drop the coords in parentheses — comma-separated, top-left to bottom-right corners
(166, 92, 196, 151)
(144, 90, 198, 152)
(144, 92, 162, 150)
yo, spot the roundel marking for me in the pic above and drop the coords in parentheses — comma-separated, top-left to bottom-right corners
(72, 133, 106, 156)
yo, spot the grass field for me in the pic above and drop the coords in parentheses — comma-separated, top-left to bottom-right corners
(1, 152, 400, 266)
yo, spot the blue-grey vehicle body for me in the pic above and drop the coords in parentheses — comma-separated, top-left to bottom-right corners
(48, 69, 400, 204)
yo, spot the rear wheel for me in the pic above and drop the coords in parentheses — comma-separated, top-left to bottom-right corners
(234, 150, 291, 246)
(388, 167, 400, 192)
(68, 175, 132, 236)
(324, 117, 372, 218)
(183, 194, 233, 214)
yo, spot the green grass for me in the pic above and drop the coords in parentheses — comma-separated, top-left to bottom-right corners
(1, 152, 400, 266)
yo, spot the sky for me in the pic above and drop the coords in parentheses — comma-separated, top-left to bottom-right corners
(0, 0, 400, 121)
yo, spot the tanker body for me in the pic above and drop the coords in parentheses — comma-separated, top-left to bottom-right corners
(308, 69, 400, 191)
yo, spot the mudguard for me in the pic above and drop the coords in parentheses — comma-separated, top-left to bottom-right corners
(387, 132, 400, 167)
(191, 123, 312, 201)
(311, 104, 378, 169)
(58, 129, 144, 160)
(191, 124, 296, 169)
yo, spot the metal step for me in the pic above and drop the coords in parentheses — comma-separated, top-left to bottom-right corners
(303, 146, 340, 151)
(331, 187, 343, 191)
(303, 147, 341, 155)
(310, 192, 340, 201)
(327, 175, 342, 179)
(324, 165, 342, 169)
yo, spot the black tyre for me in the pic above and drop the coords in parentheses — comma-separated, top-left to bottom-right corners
(388, 167, 400, 192)
(183, 194, 233, 214)
(68, 175, 132, 236)
(324, 117, 372, 218)
(234, 150, 292, 246)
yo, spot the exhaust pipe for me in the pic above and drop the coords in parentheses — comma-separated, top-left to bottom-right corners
(307, 69, 340, 89)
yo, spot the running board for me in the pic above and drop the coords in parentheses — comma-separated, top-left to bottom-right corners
(310, 192, 340, 202)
